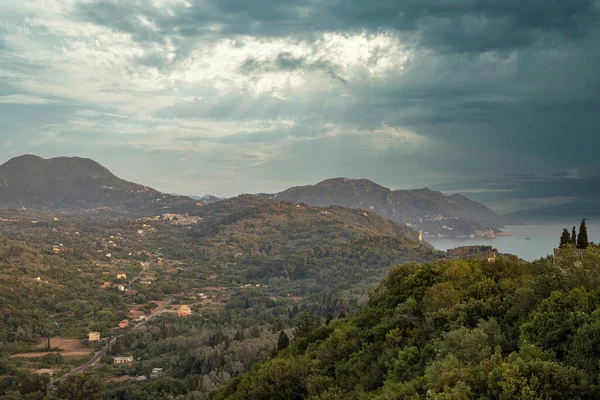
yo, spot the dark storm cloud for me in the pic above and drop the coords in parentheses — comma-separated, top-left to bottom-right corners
(76, 0, 600, 52)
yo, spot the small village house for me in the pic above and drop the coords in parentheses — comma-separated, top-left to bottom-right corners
(487, 252, 497, 262)
(116, 285, 126, 292)
(114, 356, 134, 364)
(178, 305, 192, 317)
(119, 320, 130, 329)
(117, 273, 127, 279)
(130, 308, 146, 321)
(150, 368, 164, 379)
(88, 331, 101, 341)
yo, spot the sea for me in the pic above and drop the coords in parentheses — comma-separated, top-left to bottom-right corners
(426, 219, 600, 262)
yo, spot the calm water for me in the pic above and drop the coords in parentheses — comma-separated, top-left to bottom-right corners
(427, 219, 600, 262)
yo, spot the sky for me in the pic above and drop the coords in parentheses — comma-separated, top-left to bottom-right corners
(0, 0, 599, 213)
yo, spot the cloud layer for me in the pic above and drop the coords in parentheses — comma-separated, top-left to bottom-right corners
(0, 0, 599, 210)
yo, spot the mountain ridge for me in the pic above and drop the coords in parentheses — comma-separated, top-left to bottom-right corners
(266, 177, 514, 238)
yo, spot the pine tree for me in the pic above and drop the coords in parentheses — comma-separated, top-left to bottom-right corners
(277, 330, 289, 351)
(338, 310, 346, 319)
(577, 219, 589, 249)
(560, 229, 571, 248)
(572, 226, 577, 245)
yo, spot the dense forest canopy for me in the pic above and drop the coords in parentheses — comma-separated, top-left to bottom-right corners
(212, 248, 600, 399)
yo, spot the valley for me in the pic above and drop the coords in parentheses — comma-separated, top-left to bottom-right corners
(0, 191, 450, 397)
(0, 155, 527, 399)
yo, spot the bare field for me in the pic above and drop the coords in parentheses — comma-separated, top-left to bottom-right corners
(11, 338, 93, 359)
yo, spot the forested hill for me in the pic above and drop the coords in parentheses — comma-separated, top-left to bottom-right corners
(266, 178, 514, 238)
(187, 195, 435, 284)
(214, 249, 600, 400)
(0, 155, 197, 212)
(194, 194, 421, 242)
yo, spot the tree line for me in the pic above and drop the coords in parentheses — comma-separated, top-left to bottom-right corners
(560, 218, 590, 249)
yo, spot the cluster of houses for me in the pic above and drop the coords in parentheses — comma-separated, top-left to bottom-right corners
(100, 273, 130, 292)
(161, 213, 204, 225)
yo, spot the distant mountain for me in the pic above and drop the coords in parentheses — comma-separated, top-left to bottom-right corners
(0, 155, 197, 212)
(506, 200, 600, 219)
(267, 178, 515, 238)
(187, 194, 224, 204)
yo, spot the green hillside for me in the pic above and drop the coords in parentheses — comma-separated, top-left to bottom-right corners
(214, 249, 600, 400)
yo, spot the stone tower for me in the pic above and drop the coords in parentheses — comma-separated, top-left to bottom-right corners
(418, 230, 423, 241)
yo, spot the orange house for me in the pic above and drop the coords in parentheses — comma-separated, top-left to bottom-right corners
(119, 320, 130, 329)
(178, 305, 192, 317)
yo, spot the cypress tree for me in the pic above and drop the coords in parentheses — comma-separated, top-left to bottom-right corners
(277, 330, 289, 351)
(571, 226, 577, 245)
(325, 312, 333, 325)
(560, 229, 571, 248)
(577, 219, 589, 249)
